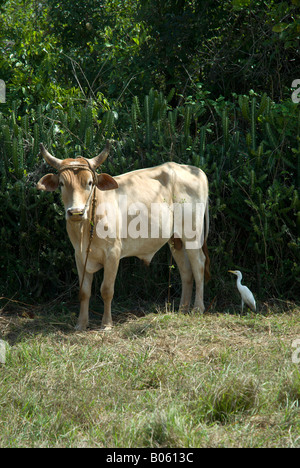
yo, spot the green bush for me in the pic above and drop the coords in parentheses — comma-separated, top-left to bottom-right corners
(0, 90, 299, 304)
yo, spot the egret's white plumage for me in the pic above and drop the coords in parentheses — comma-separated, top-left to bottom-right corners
(228, 270, 256, 312)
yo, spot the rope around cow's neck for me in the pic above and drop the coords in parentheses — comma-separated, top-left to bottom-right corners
(59, 160, 98, 300)
(79, 184, 97, 295)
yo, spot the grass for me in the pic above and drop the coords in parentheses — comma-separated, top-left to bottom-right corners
(0, 303, 300, 448)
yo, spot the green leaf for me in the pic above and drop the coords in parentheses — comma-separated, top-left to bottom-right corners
(232, 0, 251, 10)
(272, 23, 289, 33)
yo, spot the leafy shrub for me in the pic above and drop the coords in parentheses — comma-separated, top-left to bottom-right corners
(0, 89, 299, 304)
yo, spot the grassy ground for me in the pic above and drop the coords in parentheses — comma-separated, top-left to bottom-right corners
(0, 303, 299, 448)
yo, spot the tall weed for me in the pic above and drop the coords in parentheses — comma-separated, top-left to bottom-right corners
(0, 91, 299, 303)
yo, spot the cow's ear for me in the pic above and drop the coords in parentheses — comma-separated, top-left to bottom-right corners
(96, 173, 118, 191)
(37, 174, 59, 192)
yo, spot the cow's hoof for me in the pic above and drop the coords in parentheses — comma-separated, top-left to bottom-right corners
(75, 323, 88, 331)
(191, 307, 204, 315)
(100, 324, 113, 332)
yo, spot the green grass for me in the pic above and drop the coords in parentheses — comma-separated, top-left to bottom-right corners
(0, 305, 300, 447)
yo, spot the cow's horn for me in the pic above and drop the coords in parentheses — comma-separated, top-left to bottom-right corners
(40, 144, 62, 170)
(89, 140, 110, 169)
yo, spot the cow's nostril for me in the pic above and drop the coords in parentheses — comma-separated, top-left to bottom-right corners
(68, 208, 84, 217)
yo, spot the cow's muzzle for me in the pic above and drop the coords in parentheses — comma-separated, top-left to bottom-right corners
(67, 208, 85, 220)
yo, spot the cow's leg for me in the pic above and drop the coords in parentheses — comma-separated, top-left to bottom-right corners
(168, 240, 193, 312)
(185, 247, 206, 313)
(76, 271, 93, 331)
(100, 255, 120, 329)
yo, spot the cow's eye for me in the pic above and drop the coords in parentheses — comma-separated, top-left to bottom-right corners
(59, 181, 64, 188)
(88, 181, 93, 187)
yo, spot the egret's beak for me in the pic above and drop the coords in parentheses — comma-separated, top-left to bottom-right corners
(228, 270, 235, 274)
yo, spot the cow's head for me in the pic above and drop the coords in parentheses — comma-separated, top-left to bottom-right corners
(37, 141, 118, 222)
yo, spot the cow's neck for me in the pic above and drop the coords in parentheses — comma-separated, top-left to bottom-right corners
(66, 187, 98, 253)
(66, 217, 91, 254)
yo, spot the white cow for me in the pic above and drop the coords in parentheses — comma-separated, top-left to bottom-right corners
(37, 142, 210, 330)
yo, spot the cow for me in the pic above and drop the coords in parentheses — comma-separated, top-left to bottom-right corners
(37, 142, 210, 330)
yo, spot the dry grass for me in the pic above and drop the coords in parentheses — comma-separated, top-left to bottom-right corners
(0, 304, 299, 447)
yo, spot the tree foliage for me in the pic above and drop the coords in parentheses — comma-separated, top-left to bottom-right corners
(0, 0, 299, 303)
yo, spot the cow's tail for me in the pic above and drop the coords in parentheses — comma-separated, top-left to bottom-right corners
(202, 201, 210, 283)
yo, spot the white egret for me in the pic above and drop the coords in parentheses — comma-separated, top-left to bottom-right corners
(228, 270, 256, 313)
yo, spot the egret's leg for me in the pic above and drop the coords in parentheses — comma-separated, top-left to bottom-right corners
(241, 298, 244, 314)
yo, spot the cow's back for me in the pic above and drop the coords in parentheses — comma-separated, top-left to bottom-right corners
(113, 162, 208, 206)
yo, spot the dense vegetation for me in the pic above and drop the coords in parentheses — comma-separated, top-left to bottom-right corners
(0, 0, 299, 306)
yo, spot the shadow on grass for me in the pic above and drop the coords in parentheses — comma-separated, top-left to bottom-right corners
(1, 293, 297, 348)
(0, 295, 156, 347)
